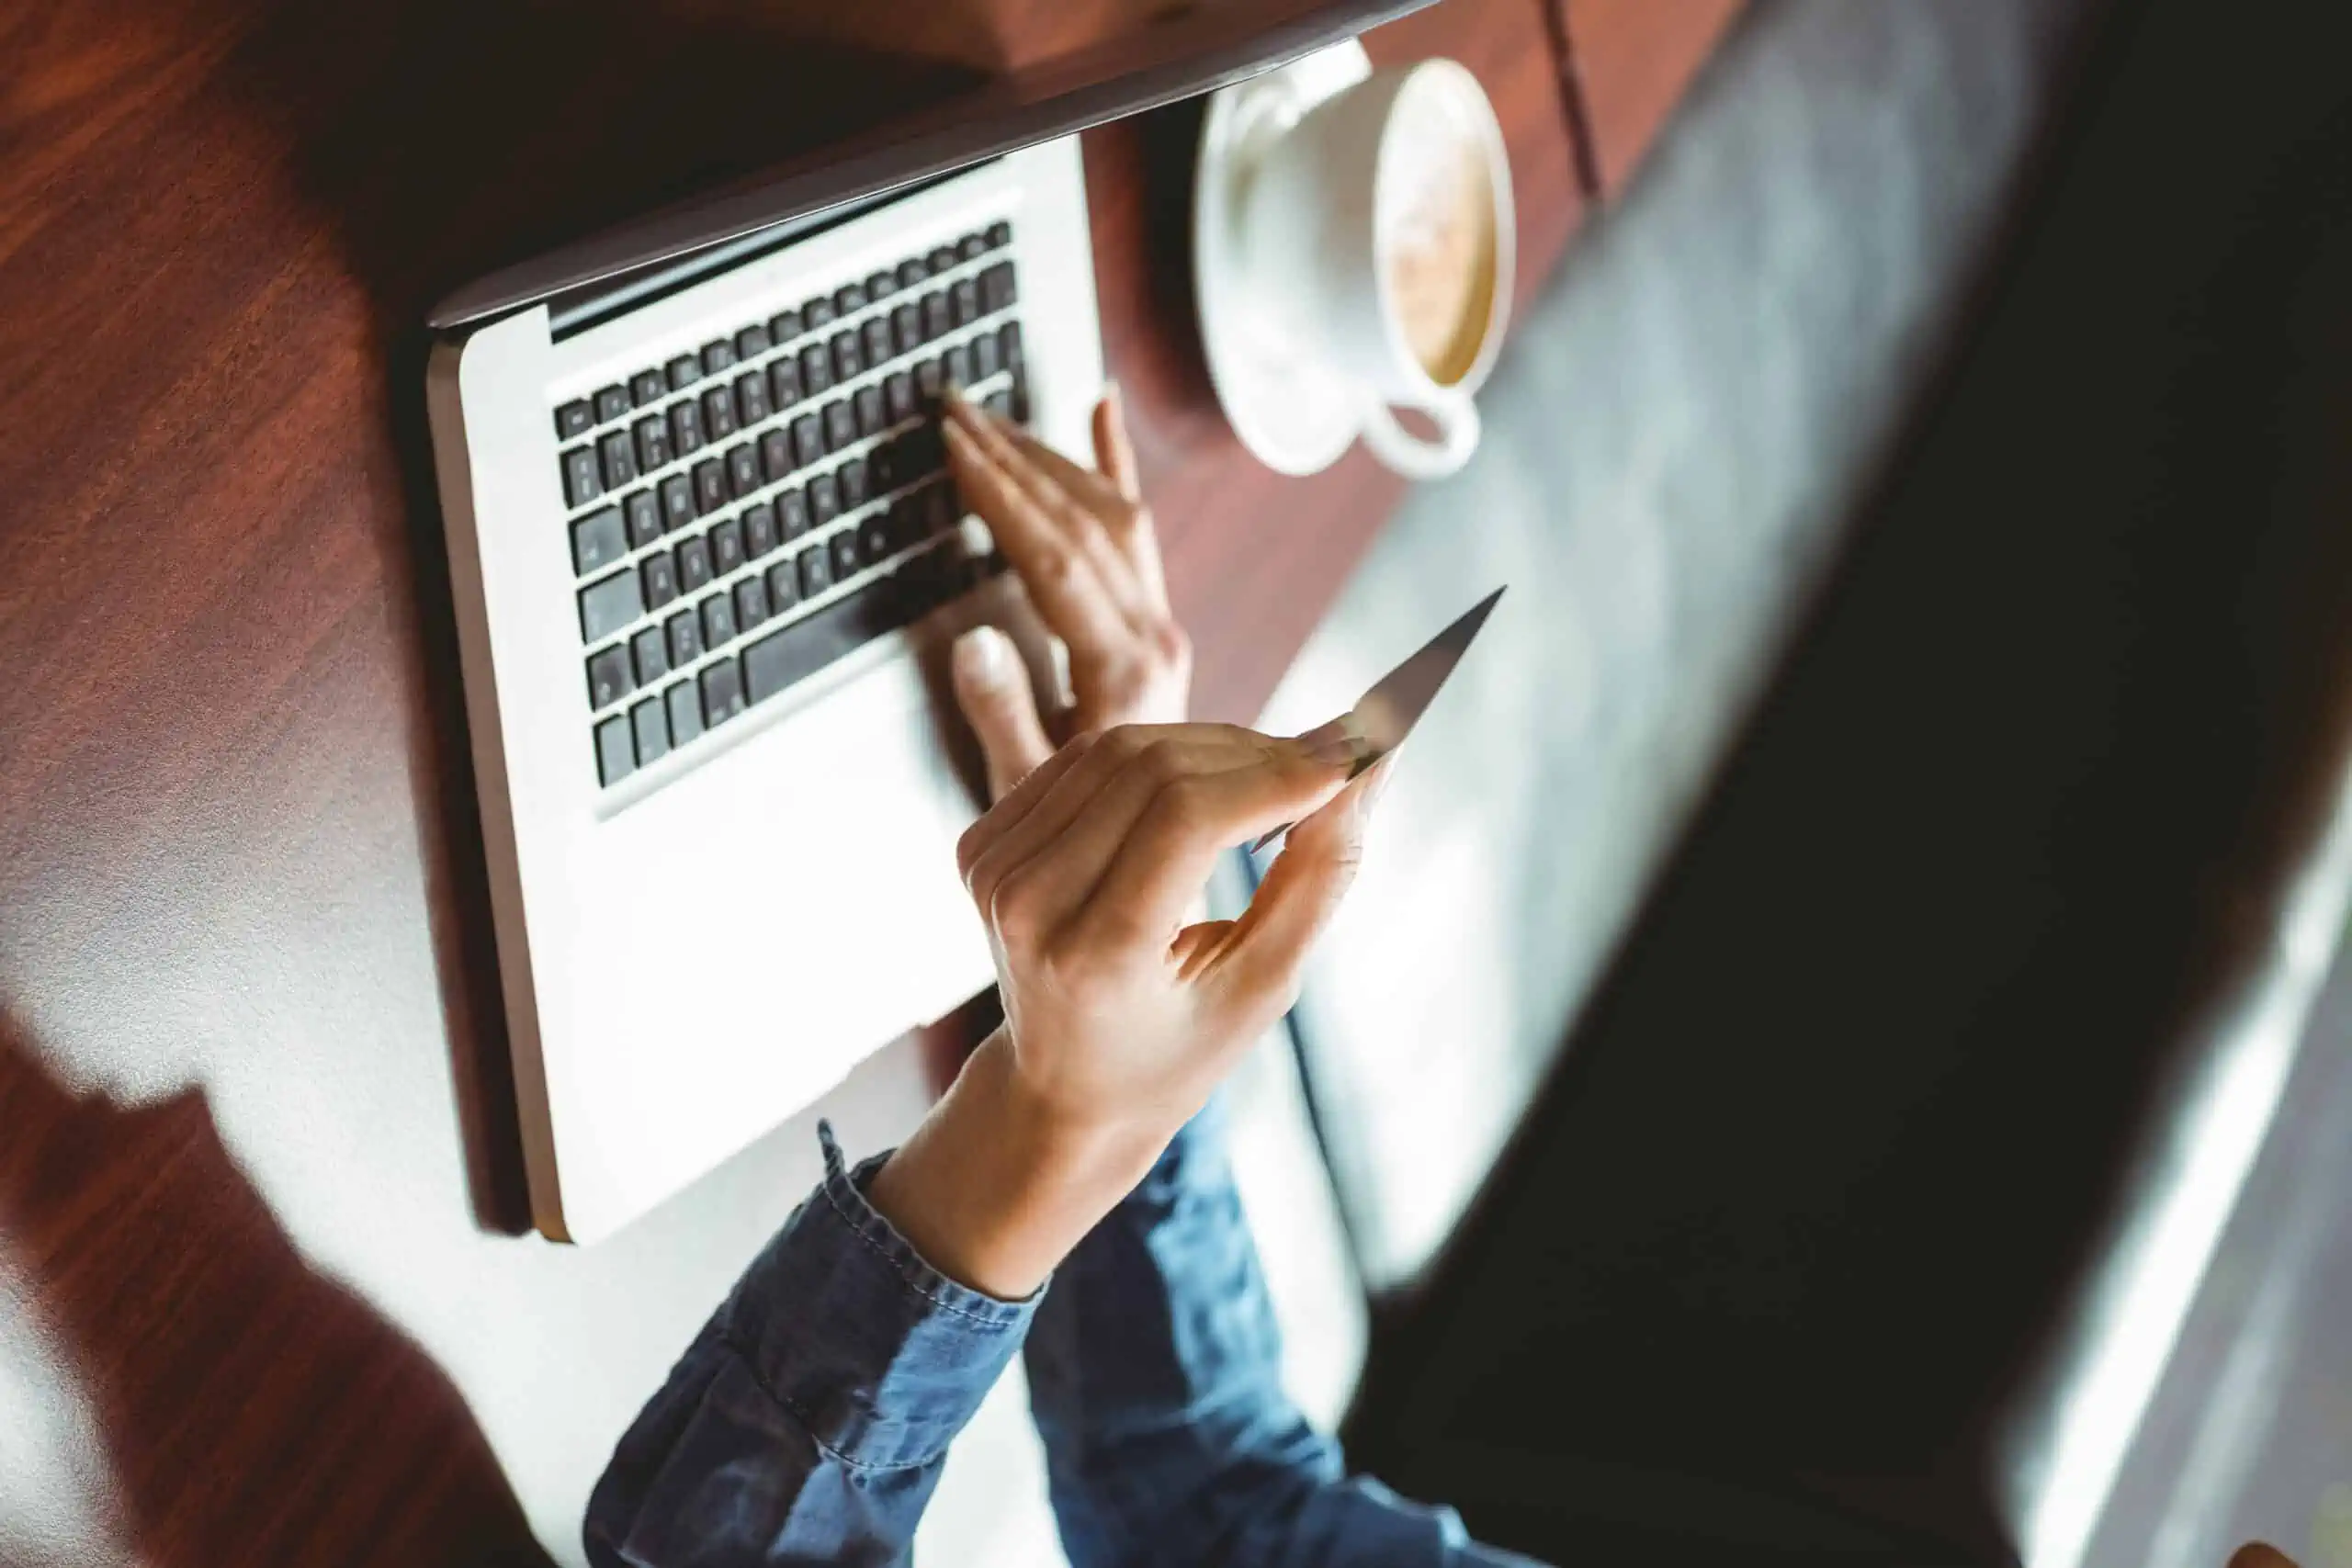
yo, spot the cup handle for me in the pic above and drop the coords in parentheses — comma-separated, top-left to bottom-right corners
(1361, 393, 1481, 480)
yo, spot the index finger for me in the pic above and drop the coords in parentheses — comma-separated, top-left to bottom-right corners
(1071, 748, 1352, 951)
(944, 420, 1134, 664)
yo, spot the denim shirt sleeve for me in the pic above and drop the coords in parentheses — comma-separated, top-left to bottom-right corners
(584, 1122, 1036, 1568)
(1023, 1095, 1544, 1568)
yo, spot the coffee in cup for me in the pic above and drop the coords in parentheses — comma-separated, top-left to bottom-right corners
(1383, 107, 1501, 389)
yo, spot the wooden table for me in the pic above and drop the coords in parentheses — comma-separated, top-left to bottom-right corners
(0, 1, 1736, 1560)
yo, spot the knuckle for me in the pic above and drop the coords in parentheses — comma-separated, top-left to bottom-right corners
(1033, 546, 1081, 588)
(1148, 620, 1192, 671)
(989, 866, 1044, 944)
(1136, 736, 1190, 786)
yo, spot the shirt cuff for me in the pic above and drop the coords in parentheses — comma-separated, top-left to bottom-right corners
(720, 1122, 1040, 1472)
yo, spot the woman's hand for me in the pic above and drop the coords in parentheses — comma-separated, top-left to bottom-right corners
(870, 722, 1385, 1299)
(940, 385, 1192, 799)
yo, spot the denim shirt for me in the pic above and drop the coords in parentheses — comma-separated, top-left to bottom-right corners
(585, 1098, 1538, 1567)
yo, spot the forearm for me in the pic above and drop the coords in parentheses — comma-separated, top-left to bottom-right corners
(1024, 1100, 1544, 1568)
(584, 1125, 1036, 1568)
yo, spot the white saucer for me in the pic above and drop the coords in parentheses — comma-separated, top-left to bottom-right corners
(1195, 39, 1373, 478)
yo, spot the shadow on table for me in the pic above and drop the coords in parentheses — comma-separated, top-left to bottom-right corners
(0, 1013, 551, 1567)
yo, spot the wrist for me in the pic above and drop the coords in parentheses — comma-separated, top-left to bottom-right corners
(867, 1031, 1165, 1299)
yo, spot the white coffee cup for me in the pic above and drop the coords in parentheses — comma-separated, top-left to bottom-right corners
(1238, 59, 1515, 480)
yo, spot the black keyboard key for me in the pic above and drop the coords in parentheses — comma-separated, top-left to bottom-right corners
(726, 442, 761, 498)
(594, 384, 631, 423)
(558, 400, 594, 439)
(777, 488, 811, 541)
(708, 515, 744, 575)
(595, 716, 636, 784)
(741, 500, 779, 559)
(999, 321, 1023, 372)
(571, 506, 628, 575)
(641, 550, 680, 611)
(666, 680, 704, 747)
(940, 344, 971, 391)
(857, 513, 891, 565)
(660, 473, 696, 533)
(700, 386, 738, 441)
(734, 322, 772, 360)
(824, 400, 855, 451)
(986, 220, 1011, 249)
(769, 355, 803, 411)
(734, 573, 771, 630)
(921, 290, 951, 342)
(869, 436, 902, 493)
(978, 261, 1017, 314)
(742, 574, 915, 706)
(830, 529, 860, 581)
(669, 398, 706, 456)
(927, 246, 956, 276)
(759, 427, 795, 483)
(862, 316, 892, 367)
(866, 269, 897, 300)
(700, 340, 736, 378)
(831, 329, 862, 382)
(951, 276, 979, 327)
(700, 659, 746, 727)
(693, 457, 729, 514)
(834, 280, 865, 315)
(766, 559, 800, 614)
(898, 259, 927, 290)
(884, 371, 918, 424)
(854, 383, 885, 437)
(630, 368, 667, 405)
(561, 446, 602, 507)
(1010, 377, 1031, 425)
(983, 389, 1012, 422)
(587, 642, 633, 708)
(972, 330, 1001, 380)
(735, 369, 770, 427)
(632, 625, 670, 684)
(631, 697, 670, 766)
(803, 296, 834, 331)
(676, 535, 714, 593)
(808, 471, 841, 525)
(792, 412, 824, 469)
(667, 608, 702, 666)
(700, 592, 738, 649)
(797, 543, 832, 599)
(892, 303, 922, 355)
(624, 489, 663, 548)
(666, 354, 701, 390)
(799, 343, 832, 399)
(633, 414, 672, 473)
(840, 456, 870, 509)
(579, 568, 643, 641)
(958, 231, 988, 262)
(598, 430, 638, 489)
(770, 307, 803, 344)
(914, 356, 944, 399)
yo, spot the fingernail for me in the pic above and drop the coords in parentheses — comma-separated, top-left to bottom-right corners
(954, 625, 1015, 689)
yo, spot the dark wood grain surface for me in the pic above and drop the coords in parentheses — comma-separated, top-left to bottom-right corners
(0, 0, 1724, 1560)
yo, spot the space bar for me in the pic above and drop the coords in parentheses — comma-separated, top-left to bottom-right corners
(742, 579, 910, 705)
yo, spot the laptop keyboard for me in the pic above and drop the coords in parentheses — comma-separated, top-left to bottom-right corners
(555, 222, 1027, 789)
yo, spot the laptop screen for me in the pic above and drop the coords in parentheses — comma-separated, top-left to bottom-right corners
(427, 0, 1432, 332)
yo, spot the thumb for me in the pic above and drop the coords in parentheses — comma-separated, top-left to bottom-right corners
(1217, 756, 1392, 1011)
(953, 626, 1054, 801)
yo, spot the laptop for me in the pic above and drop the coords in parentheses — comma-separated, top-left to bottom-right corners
(425, 0, 1429, 1244)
